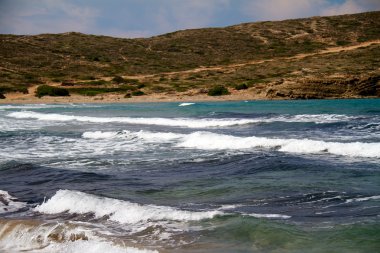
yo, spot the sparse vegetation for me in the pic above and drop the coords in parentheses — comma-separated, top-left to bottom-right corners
(208, 85, 230, 96)
(132, 90, 145, 96)
(112, 76, 126, 84)
(235, 83, 249, 90)
(36, 85, 70, 98)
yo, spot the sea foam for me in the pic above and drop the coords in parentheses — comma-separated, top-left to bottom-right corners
(178, 103, 195, 107)
(0, 219, 157, 253)
(177, 132, 380, 158)
(81, 130, 380, 158)
(7, 111, 357, 128)
(8, 111, 257, 128)
(0, 190, 27, 214)
(35, 190, 222, 224)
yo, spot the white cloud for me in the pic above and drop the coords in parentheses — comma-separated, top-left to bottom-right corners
(242, 0, 379, 21)
(322, 0, 367, 16)
(0, 0, 99, 34)
(243, 0, 327, 21)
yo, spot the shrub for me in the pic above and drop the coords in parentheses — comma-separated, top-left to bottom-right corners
(0, 93, 5, 99)
(124, 93, 131, 98)
(80, 90, 99, 96)
(80, 80, 107, 85)
(235, 83, 249, 90)
(61, 81, 75, 86)
(112, 76, 125, 84)
(132, 90, 145, 96)
(35, 85, 70, 98)
(207, 85, 230, 96)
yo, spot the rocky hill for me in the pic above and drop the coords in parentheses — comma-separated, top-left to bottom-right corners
(0, 11, 379, 100)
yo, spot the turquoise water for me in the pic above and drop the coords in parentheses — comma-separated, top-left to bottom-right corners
(0, 99, 379, 252)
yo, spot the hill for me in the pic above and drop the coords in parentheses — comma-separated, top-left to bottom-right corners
(0, 11, 379, 101)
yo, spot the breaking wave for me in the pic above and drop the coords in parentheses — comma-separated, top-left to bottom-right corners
(8, 111, 257, 128)
(35, 190, 222, 224)
(177, 132, 380, 158)
(82, 130, 380, 158)
(8, 111, 358, 128)
(178, 103, 195, 107)
(0, 190, 27, 214)
(0, 219, 157, 253)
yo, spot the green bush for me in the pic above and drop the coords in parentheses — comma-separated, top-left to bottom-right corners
(80, 80, 107, 85)
(132, 90, 145, 96)
(124, 93, 131, 98)
(112, 76, 125, 84)
(235, 83, 249, 90)
(35, 85, 70, 98)
(208, 85, 230, 96)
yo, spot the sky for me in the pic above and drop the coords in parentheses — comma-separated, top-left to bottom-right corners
(0, 0, 379, 38)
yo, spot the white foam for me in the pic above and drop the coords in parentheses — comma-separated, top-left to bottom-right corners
(0, 220, 157, 253)
(346, 195, 380, 203)
(0, 190, 27, 214)
(82, 130, 380, 158)
(35, 190, 222, 224)
(8, 111, 356, 128)
(178, 103, 195, 107)
(247, 213, 291, 219)
(82, 130, 184, 142)
(38, 240, 158, 253)
(275, 114, 356, 124)
(176, 132, 380, 158)
(8, 111, 257, 128)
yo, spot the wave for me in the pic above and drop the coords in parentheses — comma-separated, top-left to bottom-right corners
(82, 130, 184, 142)
(0, 190, 27, 214)
(81, 130, 380, 158)
(8, 111, 257, 128)
(346, 195, 380, 203)
(178, 103, 195, 107)
(0, 219, 157, 253)
(35, 190, 222, 224)
(176, 132, 380, 158)
(7, 111, 358, 129)
(246, 213, 291, 219)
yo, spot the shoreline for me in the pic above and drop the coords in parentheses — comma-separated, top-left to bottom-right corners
(0, 90, 372, 105)
(0, 89, 269, 104)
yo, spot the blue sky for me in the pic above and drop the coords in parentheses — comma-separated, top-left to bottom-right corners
(1, 0, 379, 38)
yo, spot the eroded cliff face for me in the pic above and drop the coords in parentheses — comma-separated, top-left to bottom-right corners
(264, 75, 380, 99)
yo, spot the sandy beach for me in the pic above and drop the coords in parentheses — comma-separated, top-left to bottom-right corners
(0, 87, 267, 104)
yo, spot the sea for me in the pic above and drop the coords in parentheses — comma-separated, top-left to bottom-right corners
(0, 99, 379, 253)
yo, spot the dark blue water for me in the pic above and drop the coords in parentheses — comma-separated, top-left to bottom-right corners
(0, 100, 379, 252)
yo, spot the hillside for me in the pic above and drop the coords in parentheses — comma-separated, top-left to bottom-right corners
(0, 11, 380, 101)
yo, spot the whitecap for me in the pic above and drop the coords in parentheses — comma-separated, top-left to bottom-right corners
(176, 131, 380, 158)
(178, 103, 195, 107)
(246, 213, 291, 219)
(0, 219, 157, 253)
(8, 111, 357, 128)
(8, 111, 257, 128)
(35, 190, 222, 224)
(82, 130, 184, 142)
(0, 190, 27, 214)
(345, 195, 380, 203)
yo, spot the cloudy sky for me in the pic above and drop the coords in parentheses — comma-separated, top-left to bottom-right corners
(1, 0, 379, 38)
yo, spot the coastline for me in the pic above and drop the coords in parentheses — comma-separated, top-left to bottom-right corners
(0, 88, 371, 105)
(0, 89, 269, 104)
